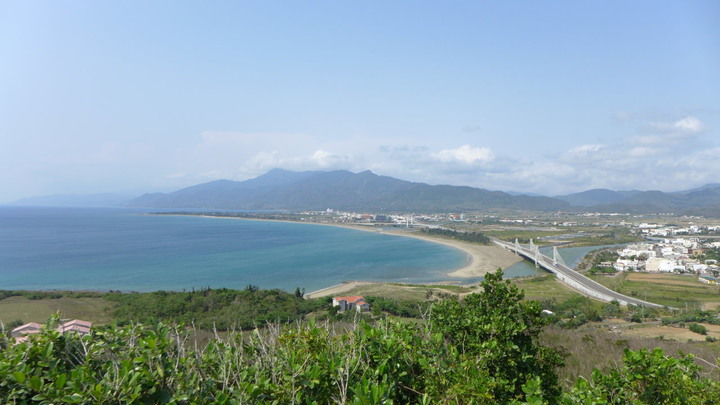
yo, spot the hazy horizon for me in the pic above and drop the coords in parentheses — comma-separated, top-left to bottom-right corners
(6, 167, 720, 206)
(2, 1, 718, 202)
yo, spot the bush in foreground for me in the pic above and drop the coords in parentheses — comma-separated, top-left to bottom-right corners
(2, 270, 719, 404)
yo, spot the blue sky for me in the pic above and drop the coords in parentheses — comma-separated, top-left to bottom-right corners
(1, 1, 719, 202)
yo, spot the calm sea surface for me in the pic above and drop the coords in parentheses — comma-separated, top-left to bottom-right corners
(0, 207, 471, 292)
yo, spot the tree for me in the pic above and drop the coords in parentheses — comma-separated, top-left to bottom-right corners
(430, 268, 564, 403)
(563, 348, 720, 404)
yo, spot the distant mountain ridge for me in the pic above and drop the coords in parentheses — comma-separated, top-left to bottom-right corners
(127, 170, 720, 215)
(555, 185, 720, 216)
(126, 169, 569, 212)
(553, 189, 642, 207)
(9, 170, 720, 216)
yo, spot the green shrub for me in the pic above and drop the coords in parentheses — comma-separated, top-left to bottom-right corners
(689, 323, 708, 335)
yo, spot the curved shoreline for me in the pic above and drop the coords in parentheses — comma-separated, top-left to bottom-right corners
(378, 229, 522, 278)
(186, 214, 523, 287)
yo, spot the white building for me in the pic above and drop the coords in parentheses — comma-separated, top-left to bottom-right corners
(645, 257, 683, 273)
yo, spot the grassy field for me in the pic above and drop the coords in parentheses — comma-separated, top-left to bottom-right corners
(322, 283, 473, 301)
(511, 274, 583, 302)
(595, 272, 720, 309)
(621, 322, 720, 343)
(0, 296, 116, 326)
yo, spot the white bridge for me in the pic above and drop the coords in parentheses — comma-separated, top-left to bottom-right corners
(494, 238, 670, 309)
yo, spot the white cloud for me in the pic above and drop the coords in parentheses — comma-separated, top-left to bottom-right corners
(94, 115, 717, 198)
(635, 116, 707, 146)
(627, 146, 664, 157)
(434, 145, 494, 165)
(239, 149, 357, 177)
(309, 150, 352, 168)
(674, 116, 705, 133)
(650, 116, 705, 134)
(562, 144, 606, 162)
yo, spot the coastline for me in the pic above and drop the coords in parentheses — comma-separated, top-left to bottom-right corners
(181, 214, 523, 292)
(380, 228, 522, 278)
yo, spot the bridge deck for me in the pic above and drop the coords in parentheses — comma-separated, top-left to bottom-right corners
(494, 239, 670, 309)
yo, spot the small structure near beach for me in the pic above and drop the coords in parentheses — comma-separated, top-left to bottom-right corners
(332, 296, 370, 313)
(10, 319, 93, 344)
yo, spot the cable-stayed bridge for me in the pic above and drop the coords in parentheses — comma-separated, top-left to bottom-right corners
(493, 238, 670, 309)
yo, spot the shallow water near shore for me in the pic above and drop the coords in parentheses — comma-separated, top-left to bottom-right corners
(0, 207, 469, 292)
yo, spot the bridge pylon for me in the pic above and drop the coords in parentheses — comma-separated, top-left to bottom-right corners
(552, 246, 568, 267)
(534, 246, 540, 268)
(514, 238, 520, 254)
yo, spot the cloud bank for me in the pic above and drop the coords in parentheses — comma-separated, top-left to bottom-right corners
(145, 115, 716, 196)
(2, 114, 716, 201)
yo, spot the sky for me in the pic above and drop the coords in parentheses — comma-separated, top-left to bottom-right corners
(1, 1, 719, 202)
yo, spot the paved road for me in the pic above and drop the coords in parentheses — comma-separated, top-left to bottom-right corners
(494, 239, 672, 309)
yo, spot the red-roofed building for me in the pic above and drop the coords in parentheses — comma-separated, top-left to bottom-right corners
(10, 322, 43, 339)
(10, 319, 92, 344)
(57, 319, 92, 335)
(332, 296, 370, 312)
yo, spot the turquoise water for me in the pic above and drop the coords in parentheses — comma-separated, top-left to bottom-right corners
(0, 207, 468, 292)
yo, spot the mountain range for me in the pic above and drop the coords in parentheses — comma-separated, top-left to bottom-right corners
(554, 186, 720, 215)
(9, 169, 720, 216)
(125, 169, 720, 216)
(126, 169, 569, 212)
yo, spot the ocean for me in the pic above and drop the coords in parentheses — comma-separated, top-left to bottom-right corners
(0, 207, 469, 292)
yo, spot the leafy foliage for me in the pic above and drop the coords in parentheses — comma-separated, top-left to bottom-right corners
(105, 287, 325, 330)
(430, 269, 564, 402)
(563, 348, 720, 404)
(545, 296, 604, 329)
(365, 296, 430, 318)
(2, 274, 719, 403)
(0, 290, 104, 301)
(689, 323, 708, 335)
(661, 309, 720, 327)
